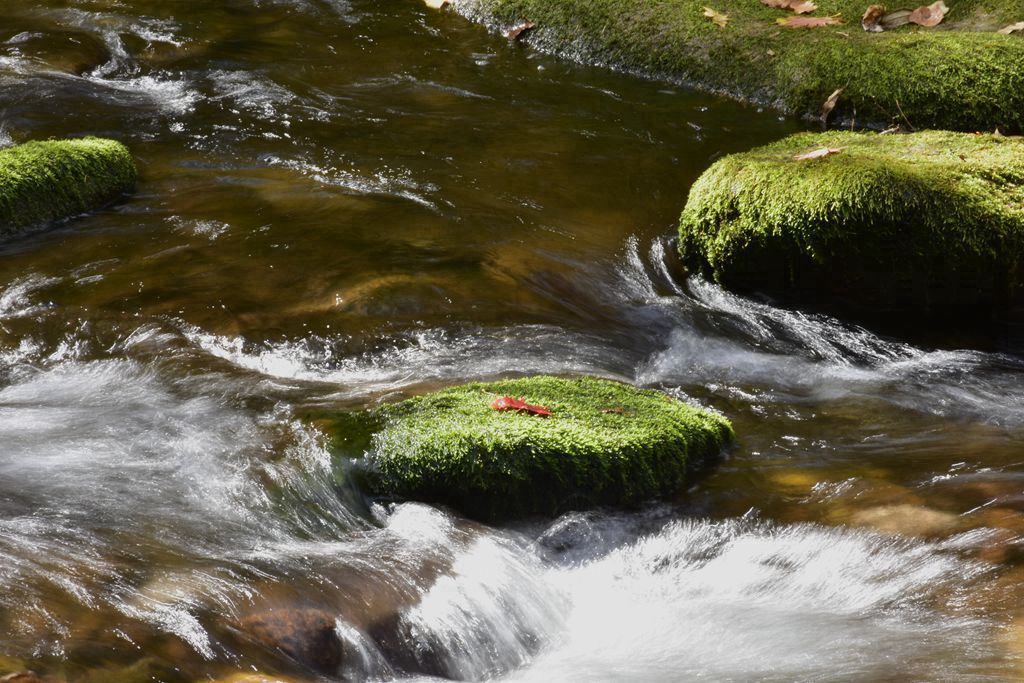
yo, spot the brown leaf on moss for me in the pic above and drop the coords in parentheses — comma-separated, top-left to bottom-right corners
(908, 1, 948, 26)
(761, 0, 818, 14)
(882, 9, 913, 27)
(862, 6, 914, 31)
(861, 4, 886, 30)
(777, 14, 843, 27)
(504, 21, 536, 40)
(703, 7, 730, 27)
(600, 406, 635, 415)
(998, 21, 1024, 34)
(793, 147, 844, 160)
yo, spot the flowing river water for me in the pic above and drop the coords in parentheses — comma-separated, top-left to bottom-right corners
(2, 1, 1024, 681)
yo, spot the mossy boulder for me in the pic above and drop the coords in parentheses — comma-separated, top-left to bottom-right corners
(0, 137, 137, 234)
(678, 130, 1024, 328)
(358, 375, 733, 520)
(455, 0, 1024, 132)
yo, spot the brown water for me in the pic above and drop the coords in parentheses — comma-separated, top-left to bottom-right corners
(2, 1, 1024, 681)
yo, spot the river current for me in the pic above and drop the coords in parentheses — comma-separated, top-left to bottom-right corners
(2, 1, 1024, 681)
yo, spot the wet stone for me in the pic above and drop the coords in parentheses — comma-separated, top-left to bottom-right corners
(1001, 606, 1024, 677)
(965, 508, 1024, 565)
(239, 609, 343, 676)
(0, 672, 45, 683)
(0, 660, 28, 678)
(75, 657, 188, 683)
(976, 508, 1024, 535)
(4, 29, 111, 75)
(202, 672, 305, 683)
(849, 504, 960, 538)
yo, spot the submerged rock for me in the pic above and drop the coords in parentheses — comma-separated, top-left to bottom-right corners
(455, 0, 1024, 132)
(201, 673, 305, 683)
(0, 137, 137, 234)
(75, 658, 188, 683)
(0, 672, 45, 683)
(0, 660, 29, 678)
(356, 375, 734, 520)
(849, 504, 960, 538)
(678, 131, 1024, 330)
(239, 609, 343, 676)
(3, 27, 111, 75)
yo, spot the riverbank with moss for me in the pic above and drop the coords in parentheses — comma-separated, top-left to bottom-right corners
(677, 130, 1024, 332)
(455, 0, 1024, 132)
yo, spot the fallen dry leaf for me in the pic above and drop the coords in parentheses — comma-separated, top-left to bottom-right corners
(908, 0, 948, 26)
(861, 5, 919, 31)
(820, 88, 843, 124)
(861, 4, 886, 30)
(423, 0, 450, 8)
(703, 6, 730, 27)
(793, 147, 844, 160)
(761, 0, 818, 14)
(998, 21, 1024, 34)
(504, 20, 536, 40)
(777, 14, 843, 27)
(880, 9, 913, 28)
(600, 406, 634, 415)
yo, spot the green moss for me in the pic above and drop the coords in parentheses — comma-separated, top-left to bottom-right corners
(457, 0, 1024, 131)
(0, 137, 137, 234)
(678, 130, 1024, 316)
(361, 375, 733, 519)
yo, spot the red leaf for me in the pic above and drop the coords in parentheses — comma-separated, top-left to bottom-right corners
(490, 396, 552, 417)
(908, 0, 948, 26)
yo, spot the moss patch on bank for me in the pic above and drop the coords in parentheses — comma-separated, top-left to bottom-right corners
(457, 0, 1024, 131)
(362, 375, 733, 519)
(678, 130, 1024, 317)
(0, 137, 137, 233)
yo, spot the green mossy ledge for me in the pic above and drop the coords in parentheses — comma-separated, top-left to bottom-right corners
(357, 375, 733, 520)
(455, 0, 1024, 132)
(0, 137, 137, 234)
(678, 130, 1024, 322)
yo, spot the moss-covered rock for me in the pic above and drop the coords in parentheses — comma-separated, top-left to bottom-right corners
(360, 375, 733, 519)
(455, 0, 1024, 132)
(0, 138, 137, 234)
(678, 130, 1024, 325)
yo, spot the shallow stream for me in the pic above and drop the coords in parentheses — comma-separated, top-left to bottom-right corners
(2, 1, 1024, 681)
